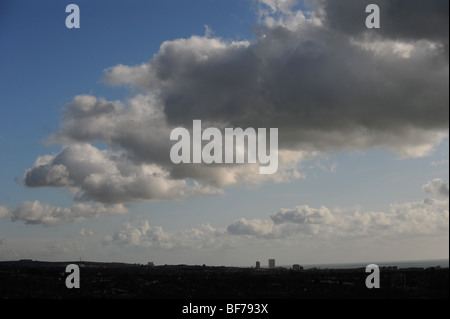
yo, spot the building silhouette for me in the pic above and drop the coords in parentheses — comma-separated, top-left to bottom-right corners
(255, 261, 260, 269)
(268, 259, 275, 269)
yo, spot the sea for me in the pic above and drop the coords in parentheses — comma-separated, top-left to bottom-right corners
(286, 259, 449, 270)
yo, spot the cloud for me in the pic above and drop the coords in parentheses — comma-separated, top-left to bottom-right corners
(4, 201, 128, 227)
(227, 218, 274, 237)
(229, 197, 449, 240)
(0, 206, 10, 219)
(22, 0, 448, 205)
(106, 179, 449, 250)
(423, 179, 449, 198)
(92, 3, 450, 156)
(313, 0, 449, 43)
(106, 197, 449, 249)
(271, 205, 334, 224)
(79, 228, 94, 236)
(431, 159, 449, 167)
(24, 143, 220, 203)
(106, 220, 228, 250)
(258, 0, 299, 15)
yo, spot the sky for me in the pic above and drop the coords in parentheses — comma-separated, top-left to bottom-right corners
(0, 0, 448, 267)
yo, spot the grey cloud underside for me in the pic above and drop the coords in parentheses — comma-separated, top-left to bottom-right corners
(423, 178, 450, 198)
(103, 21, 448, 154)
(22, 1, 449, 204)
(23, 143, 220, 203)
(314, 0, 449, 43)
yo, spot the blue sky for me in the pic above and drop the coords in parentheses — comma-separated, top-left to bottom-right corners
(0, 0, 448, 266)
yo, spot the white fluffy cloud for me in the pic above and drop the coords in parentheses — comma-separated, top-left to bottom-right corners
(24, 143, 220, 203)
(228, 180, 449, 240)
(258, 0, 299, 14)
(1, 201, 128, 227)
(105, 220, 228, 250)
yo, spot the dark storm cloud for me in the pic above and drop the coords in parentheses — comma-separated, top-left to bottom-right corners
(104, 21, 448, 156)
(314, 0, 449, 42)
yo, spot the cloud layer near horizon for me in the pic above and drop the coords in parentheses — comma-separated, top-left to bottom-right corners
(0, 201, 128, 227)
(19, 0, 449, 214)
(105, 179, 449, 249)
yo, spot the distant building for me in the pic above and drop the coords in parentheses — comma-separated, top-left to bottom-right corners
(293, 264, 303, 270)
(256, 261, 261, 269)
(148, 262, 155, 267)
(268, 259, 275, 269)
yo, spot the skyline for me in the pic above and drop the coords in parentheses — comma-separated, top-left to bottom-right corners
(0, 0, 448, 267)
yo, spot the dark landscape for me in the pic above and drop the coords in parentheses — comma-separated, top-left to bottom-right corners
(0, 260, 448, 299)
